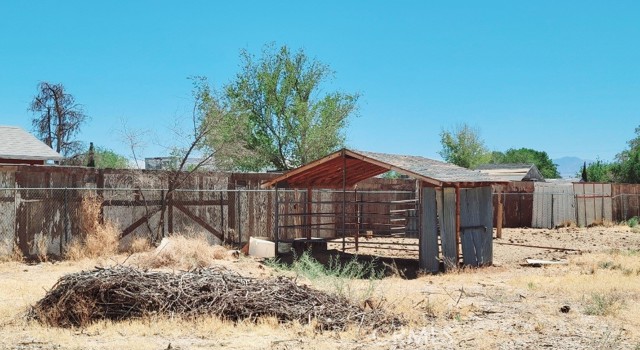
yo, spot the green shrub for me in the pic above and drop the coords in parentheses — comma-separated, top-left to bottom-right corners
(629, 216, 639, 228)
(584, 292, 624, 316)
(265, 251, 384, 299)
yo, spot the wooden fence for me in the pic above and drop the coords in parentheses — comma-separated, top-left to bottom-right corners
(2, 164, 640, 258)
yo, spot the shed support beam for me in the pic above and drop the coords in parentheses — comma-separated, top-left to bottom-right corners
(306, 187, 312, 240)
(342, 151, 346, 252)
(455, 184, 461, 264)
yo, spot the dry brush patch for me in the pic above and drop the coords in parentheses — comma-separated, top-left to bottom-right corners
(28, 265, 403, 332)
(133, 234, 230, 270)
(65, 194, 120, 260)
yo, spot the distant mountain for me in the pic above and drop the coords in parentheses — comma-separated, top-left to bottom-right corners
(553, 156, 593, 179)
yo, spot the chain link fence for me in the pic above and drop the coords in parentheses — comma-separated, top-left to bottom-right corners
(2, 185, 639, 259)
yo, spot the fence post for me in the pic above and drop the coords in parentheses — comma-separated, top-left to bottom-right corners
(220, 191, 224, 244)
(496, 192, 503, 238)
(274, 186, 279, 255)
(160, 189, 165, 239)
(63, 188, 69, 255)
(550, 193, 554, 229)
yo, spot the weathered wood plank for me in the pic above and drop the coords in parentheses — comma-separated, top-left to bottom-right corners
(420, 188, 440, 273)
(440, 187, 457, 267)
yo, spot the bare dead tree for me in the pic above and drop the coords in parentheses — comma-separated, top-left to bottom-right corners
(29, 82, 88, 157)
(120, 77, 243, 243)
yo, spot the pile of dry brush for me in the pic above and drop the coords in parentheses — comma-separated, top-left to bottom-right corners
(29, 266, 403, 331)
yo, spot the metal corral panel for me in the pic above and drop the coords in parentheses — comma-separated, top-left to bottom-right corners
(532, 182, 576, 228)
(460, 187, 493, 266)
(575, 183, 612, 227)
(420, 188, 440, 273)
(437, 187, 458, 266)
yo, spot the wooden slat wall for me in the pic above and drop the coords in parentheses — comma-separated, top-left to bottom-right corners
(492, 182, 534, 228)
(574, 183, 612, 227)
(612, 184, 640, 221)
(532, 183, 552, 228)
(460, 187, 493, 266)
(420, 188, 439, 273)
(439, 187, 458, 266)
(532, 182, 576, 228)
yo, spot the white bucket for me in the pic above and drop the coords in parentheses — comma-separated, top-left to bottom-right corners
(248, 237, 275, 258)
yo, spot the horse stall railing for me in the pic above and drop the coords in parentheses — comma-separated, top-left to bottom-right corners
(273, 189, 419, 257)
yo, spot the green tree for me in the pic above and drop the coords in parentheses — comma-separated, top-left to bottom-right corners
(490, 147, 560, 179)
(218, 44, 359, 171)
(613, 126, 640, 183)
(438, 123, 489, 168)
(93, 147, 130, 169)
(578, 159, 616, 182)
(62, 145, 130, 168)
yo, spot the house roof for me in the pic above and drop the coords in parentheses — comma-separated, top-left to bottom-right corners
(0, 126, 63, 161)
(262, 148, 503, 189)
(475, 163, 545, 182)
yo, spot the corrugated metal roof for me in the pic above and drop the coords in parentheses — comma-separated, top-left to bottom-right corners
(262, 149, 503, 188)
(0, 126, 63, 161)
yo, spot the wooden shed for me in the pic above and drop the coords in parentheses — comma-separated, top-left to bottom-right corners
(262, 149, 504, 272)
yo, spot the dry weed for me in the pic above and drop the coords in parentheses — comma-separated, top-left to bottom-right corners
(11, 243, 24, 262)
(124, 236, 152, 254)
(79, 193, 101, 235)
(136, 234, 230, 270)
(64, 194, 120, 260)
(0, 239, 23, 262)
(34, 233, 48, 263)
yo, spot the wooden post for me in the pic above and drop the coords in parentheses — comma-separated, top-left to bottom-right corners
(306, 187, 312, 240)
(341, 152, 347, 252)
(496, 191, 503, 239)
(455, 184, 461, 264)
(167, 191, 173, 235)
(354, 187, 359, 252)
(274, 185, 280, 256)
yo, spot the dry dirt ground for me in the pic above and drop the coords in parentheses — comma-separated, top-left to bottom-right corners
(1, 226, 640, 349)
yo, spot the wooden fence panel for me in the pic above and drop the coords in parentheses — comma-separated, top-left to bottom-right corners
(532, 182, 576, 228)
(492, 182, 534, 228)
(420, 188, 439, 273)
(460, 187, 493, 267)
(439, 187, 458, 266)
(612, 184, 640, 221)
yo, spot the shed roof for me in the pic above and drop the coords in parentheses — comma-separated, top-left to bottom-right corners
(475, 163, 545, 182)
(0, 126, 63, 161)
(262, 149, 502, 189)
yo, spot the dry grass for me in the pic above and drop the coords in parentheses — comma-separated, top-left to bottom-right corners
(134, 234, 229, 270)
(2, 314, 337, 350)
(0, 238, 23, 262)
(65, 221, 119, 260)
(3, 227, 640, 349)
(65, 195, 120, 260)
(123, 236, 152, 254)
(34, 233, 48, 262)
(511, 249, 640, 325)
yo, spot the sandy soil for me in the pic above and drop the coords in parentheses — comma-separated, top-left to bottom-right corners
(1, 226, 639, 349)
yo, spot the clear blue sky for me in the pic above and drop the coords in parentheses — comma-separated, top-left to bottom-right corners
(1, 1, 638, 163)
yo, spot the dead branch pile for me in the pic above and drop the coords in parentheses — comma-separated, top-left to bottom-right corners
(29, 266, 403, 331)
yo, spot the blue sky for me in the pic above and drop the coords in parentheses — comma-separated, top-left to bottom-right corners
(1, 1, 638, 163)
